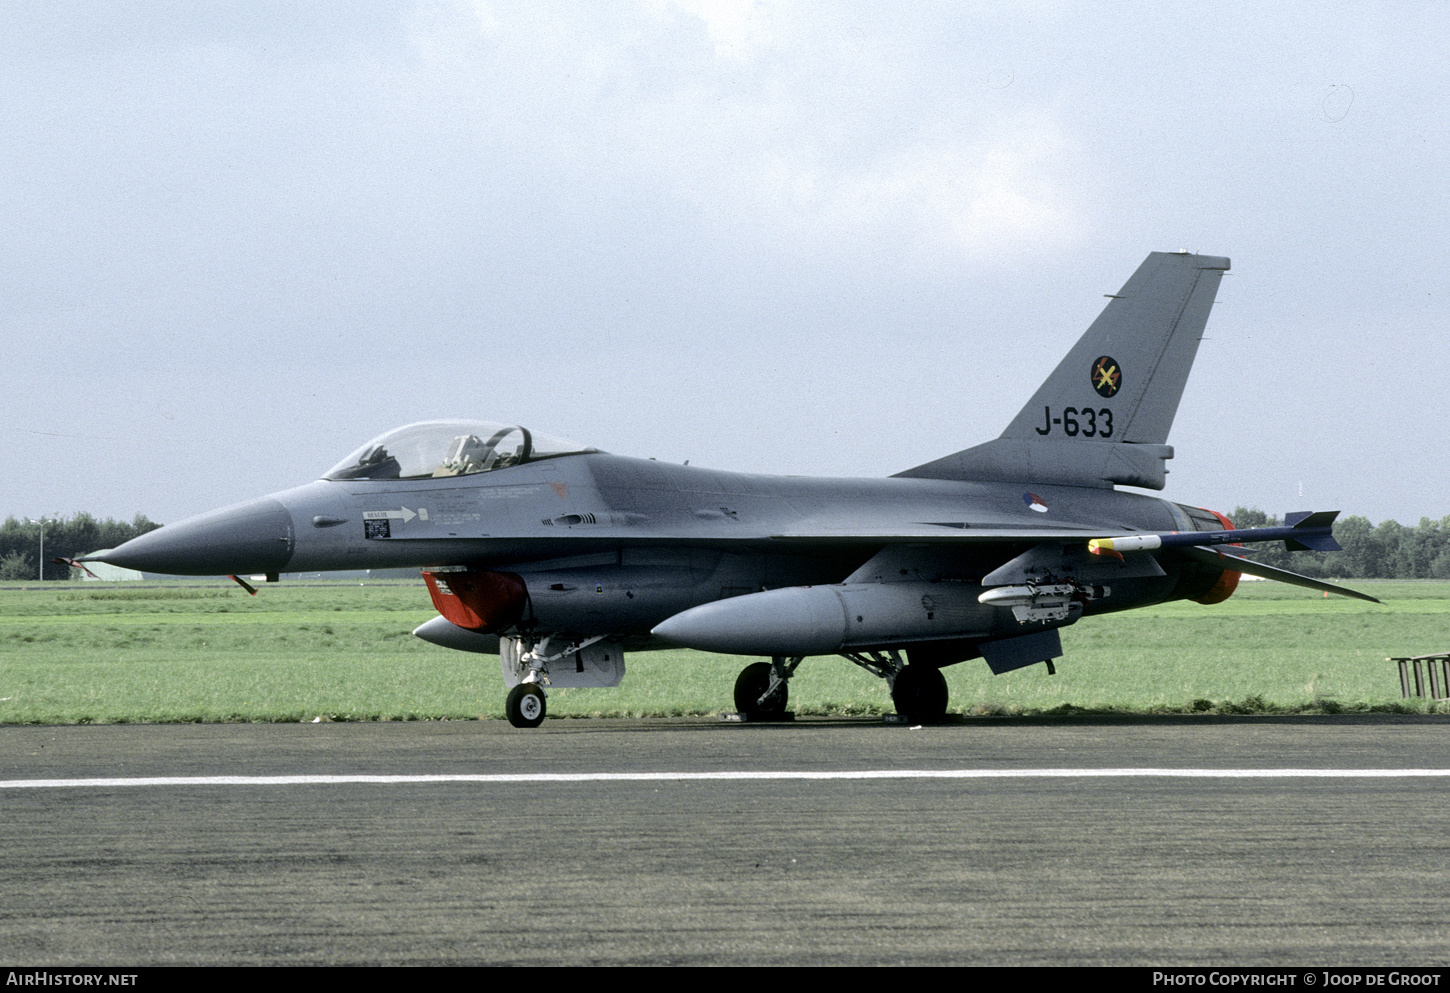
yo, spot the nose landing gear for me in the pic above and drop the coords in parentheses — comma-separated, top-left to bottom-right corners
(501, 634, 614, 728)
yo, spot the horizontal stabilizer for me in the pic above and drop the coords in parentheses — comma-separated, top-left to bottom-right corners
(1178, 545, 1380, 603)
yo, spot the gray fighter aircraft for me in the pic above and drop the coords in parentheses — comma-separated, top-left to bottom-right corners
(89, 251, 1375, 727)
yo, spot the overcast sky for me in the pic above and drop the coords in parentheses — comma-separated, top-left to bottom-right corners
(4, 1, 1446, 528)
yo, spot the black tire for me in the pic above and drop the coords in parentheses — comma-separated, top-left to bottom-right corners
(733, 661, 788, 717)
(506, 683, 547, 728)
(892, 665, 948, 724)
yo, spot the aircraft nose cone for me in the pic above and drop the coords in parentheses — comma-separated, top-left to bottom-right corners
(94, 497, 295, 576)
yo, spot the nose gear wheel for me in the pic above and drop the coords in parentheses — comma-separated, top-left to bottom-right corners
(506, 683, 547, 728)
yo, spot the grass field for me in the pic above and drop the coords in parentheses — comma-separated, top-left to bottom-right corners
(0, 579, 1446, 723)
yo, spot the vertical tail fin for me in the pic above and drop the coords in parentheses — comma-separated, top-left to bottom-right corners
(896, 251, 1229, 490)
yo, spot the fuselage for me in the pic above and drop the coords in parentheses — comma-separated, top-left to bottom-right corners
(99, 450, 1231, 643)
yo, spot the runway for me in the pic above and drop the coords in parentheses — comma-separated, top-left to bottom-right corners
(3, 715, 1448, 966)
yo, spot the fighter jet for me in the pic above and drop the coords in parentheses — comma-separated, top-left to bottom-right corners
(89, 251, 1375, 727)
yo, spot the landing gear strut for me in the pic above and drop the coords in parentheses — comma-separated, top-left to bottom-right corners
(502, 633, 614, 729)
(732, 656, 801, 720)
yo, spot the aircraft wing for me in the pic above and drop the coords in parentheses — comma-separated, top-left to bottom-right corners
(769, 516, 1381, 604)
(769, 512, 1345, 548)
(767, 523, 1106, 543)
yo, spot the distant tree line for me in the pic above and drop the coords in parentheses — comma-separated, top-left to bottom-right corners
(0, 514, 161, 581)
(1230, 507, 1450, 580)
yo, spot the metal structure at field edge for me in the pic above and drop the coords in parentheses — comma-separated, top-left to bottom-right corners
(88, 252, 1378, 728)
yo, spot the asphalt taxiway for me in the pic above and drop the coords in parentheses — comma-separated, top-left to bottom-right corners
(2, 715, 1448, 966)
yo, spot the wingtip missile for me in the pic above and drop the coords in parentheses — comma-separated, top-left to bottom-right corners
(1087, 512, 1345, 557)
(1282, 510, 1343, 552)
(1088, 536, 1155, 559)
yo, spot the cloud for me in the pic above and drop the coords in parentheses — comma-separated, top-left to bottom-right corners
(403, 2, 1089, 265)
(763, 125, 1084, 261)
(662, 0, 777, 62)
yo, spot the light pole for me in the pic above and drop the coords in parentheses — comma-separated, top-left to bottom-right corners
(25, 517, 49, 582)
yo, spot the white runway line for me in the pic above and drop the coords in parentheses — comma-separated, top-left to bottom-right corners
(3, 768, 1450, 789)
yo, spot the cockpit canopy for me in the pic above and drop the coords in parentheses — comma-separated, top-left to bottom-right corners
(324, 420, 596, 481)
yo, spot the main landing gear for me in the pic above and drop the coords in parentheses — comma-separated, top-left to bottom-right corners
(842, 649, 950, 724)
(889, 663, 949, 725)
(728, 652, 951, 724)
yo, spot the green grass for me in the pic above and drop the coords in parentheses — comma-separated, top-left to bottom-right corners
(0, 579, 1446, 723)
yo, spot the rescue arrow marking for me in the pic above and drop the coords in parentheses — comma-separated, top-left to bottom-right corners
(363, 507, 419, 523)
